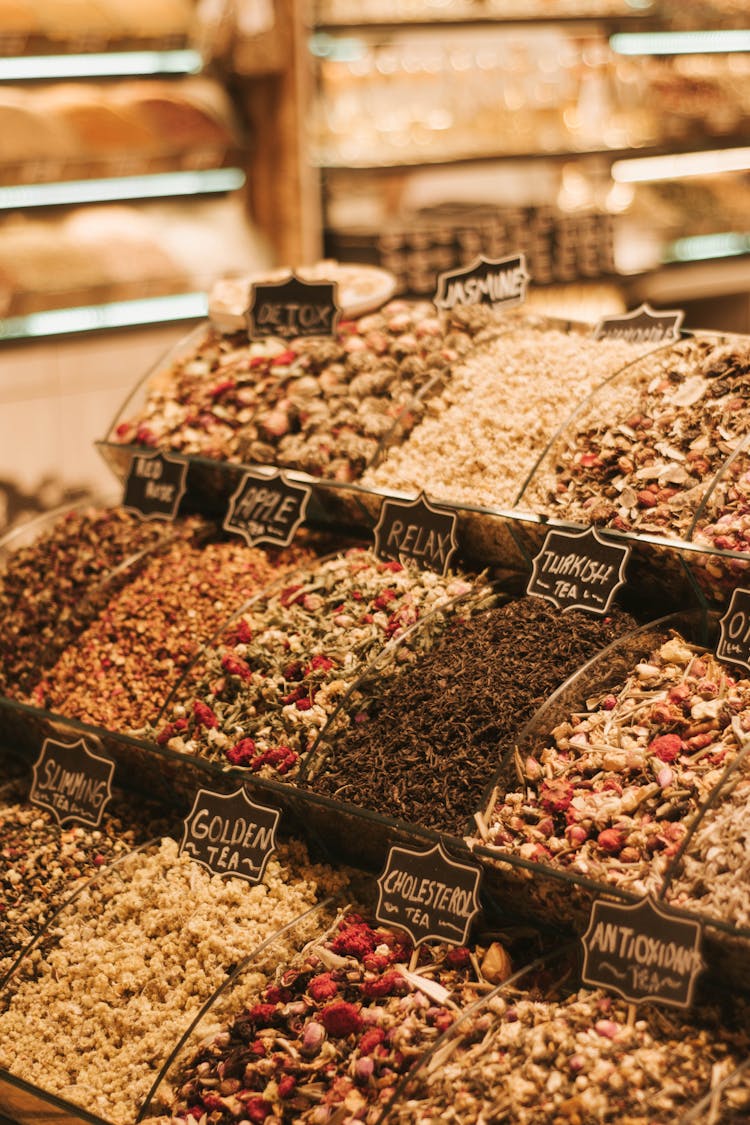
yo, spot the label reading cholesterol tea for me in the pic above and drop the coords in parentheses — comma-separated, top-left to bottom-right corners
(180, 787, 280, 884)
(123, 450, 187, 521)
(376, 841, 482, 947)
(224, 468, 311, 549)
(528, 527, 629, 614)
(248, 273, 340, 339)
(434, 252, 530, 311)
(31, 737, 115, 828)
(717, 588, 750, 674)
(582, 895, 703, 1009)
(593, 303, 684, 345)
(373, 493, 458, 576)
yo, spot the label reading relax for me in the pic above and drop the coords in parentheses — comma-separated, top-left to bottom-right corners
(528, 526, 629, 614)
(434, 253, 530, 311)
(717, 588, 750, 674)
(180, 787, 280, 884)
(248, 273, 340, 339)
(224, 468, 312, 548)
(122, 450, 187, 521)
(30, 737, 115, 829)
(376, 841, 482, 947)
(582, 895, 703, 1009)
(593, 302, 684, 345)
(373, 492, 458, 576)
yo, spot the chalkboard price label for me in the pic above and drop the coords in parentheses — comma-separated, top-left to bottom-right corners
(434, 252, 530, 311)
(717, 588, 750, 674)
(376, 841, 482, 947)
(248, 273, 340, 339)
(224, 468, 312, 548)
(30, 737, 115, 828)
(582, 895, 703, 1009)
(594, 303, 684, 345)
(123, 450, 187, 521)
(373, 492, 458, 576)
(528, 526, 629, 614)
(180, 787, 280, 884)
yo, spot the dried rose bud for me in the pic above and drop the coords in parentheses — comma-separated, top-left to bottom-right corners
(301, 1021, 326, 1057)
(565, 824, 588, 847)
(354, 1057, 375, 1084)
(656, 765, 674, 788)
(597, 829, 624, 854)
(594, 1019, 620, 1039)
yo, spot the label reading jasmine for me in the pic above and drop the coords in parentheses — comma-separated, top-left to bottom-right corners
(180, 787, 280, 884)
(224, 468, 312, 548)
(717, 588, 750, 674)
(373, 492, 459, 576)
(30, 737, 115, 828)
(594, 303, 684, 344)
(376, 841, 482, 947)
(434, 252, 530, 311)
(248, 273, 340, 339)
(582, 895, 703, 1009)
(528, 526, 629, 614)
(123, 450, 188, 521)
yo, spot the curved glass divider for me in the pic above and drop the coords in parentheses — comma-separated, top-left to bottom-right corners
(0, 1071, 112, 1125)
(471, 609, 717, 931)
(137, 898, 340, 1122)
(686, 431, 750, 605)
(679, 1059, 750, 1125)
(378, 940, 750, 1125)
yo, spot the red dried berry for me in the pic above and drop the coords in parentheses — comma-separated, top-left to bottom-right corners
(193, 701, 218, 729)
(358, 1027, 386, 1055)
(226, 738, 256, 766)
(361, 971, 406, 999)
(444, 947, 472, 969)
(244, 1097, 272, 1123)
(280, 584, 303, 607)
(331, 922, 379, 959)
(231, 619, 253, 645)
(381, 560, 404, 573)
(649, 733, 683, 763)
(295, 698, 313, 712)
(156, 717, 188, 745)
(283, 661, 305, 681)
(362, 952, 390, 972)
(277, 1075, 296, 1098)
(248, 1003, 277, 1027)
(282, 687, 305, 706)
(307, 654, 335, 674)
(221, 654, 253, 681)
(308, 973, 339, 1002)
(209, 377, 235, 397)
(320, 1001, 363, 1038)
(373, 589, 397, 610)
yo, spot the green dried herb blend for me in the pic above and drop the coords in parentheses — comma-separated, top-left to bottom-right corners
(308, 598, 637, 835)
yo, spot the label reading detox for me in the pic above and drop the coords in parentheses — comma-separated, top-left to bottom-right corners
(717, 588, 750, 674)
(434, 253, 530, 311)
(593, 302, 684, 345)
(180, 787, 280, 884)
(248, 273, 340, 339)
(30, 737, 115, 828)
(376, 841, 482, 947)
(122, 450, 188, 521)
(224, 468, 312, 548)
(373, 493, 459, 576)
(528, 526, 629, 614)
(582, 895, 703, 1009)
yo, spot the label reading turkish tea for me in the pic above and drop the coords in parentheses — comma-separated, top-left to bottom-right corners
(224, 468, 312, 548)
(434, 253, 530, 311)
(122, 450, 187, 521)
(527, 526, 629, 614)
(717, 588, 750, 674)
(582, 895, 703, 1009)
(373, 493, 458, 576)
(30, 738, 115, 828)
(180, 787, 280, 884)
(248, 273, 340, 339)
(593, 302, 684, 344)
(376, 841, 482, 947)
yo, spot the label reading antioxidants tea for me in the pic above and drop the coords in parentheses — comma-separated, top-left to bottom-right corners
(582, 895, 703, 1009)
(434, 253, 530, 311)
(528, 527, 629, 614)
(376, 841, 482, 947)
(593, 303, 684, 344)
(180, 787, 280, 884)
(30, 738, 115, 828)
(717, 588, 750, 674)
(373, 493, 458, 576)
(123, 450, 188, 521)
(224, 468, 312, 548)
(248, 273, 340, 339)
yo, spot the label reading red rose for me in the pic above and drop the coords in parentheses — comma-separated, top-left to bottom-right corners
(248, 273, 340, 339)
(717, 588, 750, 674)
(122, 450, 187, 521)
(594, 303, 684, 344)
(224, 468, 312, 548)
(434, 252, 530, 311)
(528, 526, 630, 614)
(373, 493, 459, 576)
(376, 841, 482, 947)
(180, 787, 280, 884)
(30, 737, 115, 828)
(582, 895, 703, 1009)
